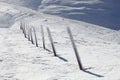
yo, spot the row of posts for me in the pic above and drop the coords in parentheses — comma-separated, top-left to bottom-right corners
(20, 21, 83, 70)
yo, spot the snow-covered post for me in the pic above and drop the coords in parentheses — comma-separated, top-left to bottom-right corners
(26, 24, 30, 39)
(25, 24, 27, 38)
(30, 28, 34, 44)
(22, 22, 25, 33)
(23, 24, 27, 38)
(33, 27, 38, 47)
(21, 22, 24, 33)
(20, 21, 22, 30)
(27, 26, 31, 41)
(67, 27, 83, 70)
(41, 26, 45, 49)
(47, 27, 57, 56)
(25, 24, 28, 37)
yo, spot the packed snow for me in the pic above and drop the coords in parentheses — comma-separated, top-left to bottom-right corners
(0, 1, 120, 80)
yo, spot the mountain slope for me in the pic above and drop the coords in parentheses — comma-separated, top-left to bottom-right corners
(0, 2, 36, 28)
(0, 0, 42, 10)
(0, 0, 119, 29)
(0, 1, 120, 80)
(38, 0, 120, 29)
(1, 12, 120, 80)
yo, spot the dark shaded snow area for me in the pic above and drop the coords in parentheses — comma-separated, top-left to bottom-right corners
(0, 0, 120, 29)
(38, 0, 120, 30)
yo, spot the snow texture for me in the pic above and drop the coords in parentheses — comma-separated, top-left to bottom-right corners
(0, 0, 120, 29)
(0, 1, 120, 80)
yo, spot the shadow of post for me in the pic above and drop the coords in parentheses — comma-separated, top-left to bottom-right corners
(45, 48, 53, 53)
(56, 55, 68, 62)
(45, 48, 68, 62)
(82, 70, 104, 77)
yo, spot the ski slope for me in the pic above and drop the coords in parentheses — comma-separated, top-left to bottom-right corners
(0, 1, 120, 80)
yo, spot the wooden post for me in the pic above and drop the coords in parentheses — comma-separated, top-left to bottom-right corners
(30, 28, 34, 44)
(23, 23, 25, 34)
(23, 24, 25, 35)
(41, 26, 45, 49)
(28, 27, 31, 41)
(67, 27, 83, 70)
(47, 27, 57, 56)
(22, 26, 24, 34)
(26, 24, 30, 39)
(24, 24, 27, 38)
(22, 23, 27, 38)
(20, 21, 22, 30)
(33, 27, 38, 47)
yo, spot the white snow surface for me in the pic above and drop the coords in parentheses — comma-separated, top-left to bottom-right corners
(0, 1, 120, 80)
(0, 2, 36, 28)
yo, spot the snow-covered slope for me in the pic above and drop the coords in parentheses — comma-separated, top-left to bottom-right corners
(38, 0, 120, 29)
(1, 12, 120, 80)
(0, 0, 42, 10)
(0, 0, 119, 29)
(0, 2, 36, 28)
(39, 0, 103, 14)
(0, 1, 120, 80)
(12, 9, 120, 79)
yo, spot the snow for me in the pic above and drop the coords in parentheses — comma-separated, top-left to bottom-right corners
(0, 0, 120, 29)
(0, 26, 81, 80)
(0, 2, 36, 28)
(0, 1, 120, 80)
(38, 0, 120, 29)
(0, 0, 42, 10)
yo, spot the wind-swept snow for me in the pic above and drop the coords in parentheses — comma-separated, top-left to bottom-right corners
(0, 0, 120, 29)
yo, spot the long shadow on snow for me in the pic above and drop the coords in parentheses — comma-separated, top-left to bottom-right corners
(45, 48, 68, 62)
(56, 55, 68, 62)
(82, 69, 104, 77)
(45, 48, 53, 53)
